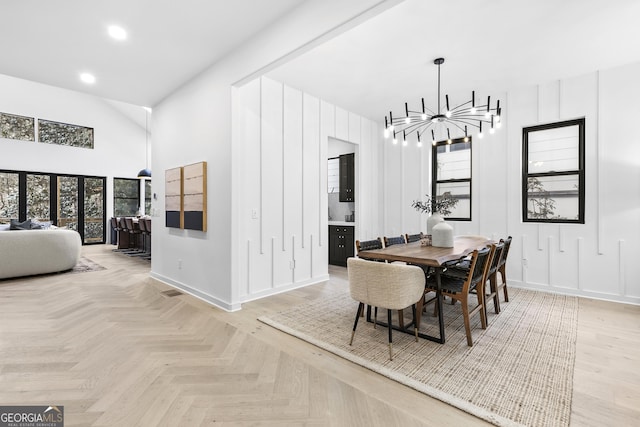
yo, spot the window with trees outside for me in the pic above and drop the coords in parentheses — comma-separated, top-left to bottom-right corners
(432, 137, 472, 220)
(522, 118, 585, 223)
(113, 178, 140, 217)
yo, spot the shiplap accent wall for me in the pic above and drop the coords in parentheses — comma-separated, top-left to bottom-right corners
(235, 76, 383, 302)
(382, 62, 640, 304)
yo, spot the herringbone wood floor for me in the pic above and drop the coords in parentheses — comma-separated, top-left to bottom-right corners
(0, 245, 638, 426)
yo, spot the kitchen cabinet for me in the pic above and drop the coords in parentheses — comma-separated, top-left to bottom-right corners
(339, 153, 354, 202)
(329, 225, 354, 266)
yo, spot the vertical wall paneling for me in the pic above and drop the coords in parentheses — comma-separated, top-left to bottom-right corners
(291, 235, 296, 283)
(301, 94, 305, 249)
(537, 225, 543, 251)
(259, 78, 264, 254)
(318, 102, 322, 246)
(335, 106, 349, 141)
(271, 237, 275, 288)
(281, 84, 286, 251)
(596, 71, 604, 255)
(559, 226, 565, 252)
(348, 112, 361, 144)
(619, 239, 625, 296)
(577, 237, 582, 290)
(310, 234, 314, 278)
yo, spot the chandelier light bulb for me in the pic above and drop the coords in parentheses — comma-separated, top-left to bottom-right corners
(484, 111, 491, 119)
(403, 139, 408, 146)
(495, 115, 501, 123)
(417, 141, 423, 148)
(405, 117, 411, 124)
(496, 121, 502, 129)
(470, 106, 477, 114)
(389, 124, 395, 131)
(445, 111, 452, 118)
(384, 129, 390, 138)
(464, 136, 469, 142)
(432, 139, 437, 146)
(393, 137, 398, 145)
(421, 113, 427, 120)
(489, 127, 495, 134)
(447, 139, 452, 144)
(478, 132, 484, 139)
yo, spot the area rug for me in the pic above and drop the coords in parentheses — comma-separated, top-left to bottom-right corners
(69, 256, 106, 274)
(258, 287, 578, 427)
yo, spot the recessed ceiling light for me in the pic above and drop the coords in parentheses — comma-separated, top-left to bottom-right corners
(80, 73, 96, 84)
(108, 25, 127, 40)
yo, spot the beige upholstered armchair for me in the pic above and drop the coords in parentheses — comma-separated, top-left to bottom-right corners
(347, 257, 425, 360)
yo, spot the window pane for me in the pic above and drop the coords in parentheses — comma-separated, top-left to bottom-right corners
(0, 172, 19, 222)
(1, 112, 35, 141)
(526, 175, 579, 221)
(327, 158, 339, 193)
(114, 178, 139, 217)
(144, 180, 152, 215)
(58, 176, 78, 230)
(528, 125, 579, 174)
(435, 181, 470, 219)
(436, 142, 471, 180)
(27, 174, 50, 221)
(85, 178, 104, 243)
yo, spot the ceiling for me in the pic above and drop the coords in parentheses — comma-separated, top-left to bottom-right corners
(268, 0, 640, 121)
(0, 0, 305, 107)
(3, 0, 640, 120)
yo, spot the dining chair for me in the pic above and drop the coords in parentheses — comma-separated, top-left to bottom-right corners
(496, 236, 512, 306)
(384, 235, 406, 247)
(426, 245, 494, 346)
(356, 237, 408, 327)
(347, 257, 425, 360)
(405, 232, 423, 243)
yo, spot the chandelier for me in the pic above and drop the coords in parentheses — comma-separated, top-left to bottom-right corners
(384, 58, 502, 147)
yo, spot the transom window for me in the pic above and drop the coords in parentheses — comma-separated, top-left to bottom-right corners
(522, 118, 585, 223)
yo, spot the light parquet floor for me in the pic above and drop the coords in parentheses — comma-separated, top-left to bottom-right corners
(0, 244, 638, 426)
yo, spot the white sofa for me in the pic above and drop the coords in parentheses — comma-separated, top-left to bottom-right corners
(0, 229, 82, 279)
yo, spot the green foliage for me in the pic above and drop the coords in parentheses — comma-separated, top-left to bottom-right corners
(527, 177, 558, 219)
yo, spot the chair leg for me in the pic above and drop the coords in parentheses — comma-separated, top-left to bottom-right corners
(460, 297, 473, 346)
(500, 266, 509, 302)
(477, 285, 487, 329)
(411, 304, 418, 342)
(387, 309, 393, 360)
(350, 303, 364, 345)
(374, 307, 378, 329)
(490, 274, 500, 314)
(397, 309, 405, 329)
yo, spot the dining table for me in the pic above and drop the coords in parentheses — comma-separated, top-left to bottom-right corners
(356, 235, 491, 344)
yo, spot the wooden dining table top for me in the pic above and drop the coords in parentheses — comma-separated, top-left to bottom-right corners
(357, 235, 491, 267)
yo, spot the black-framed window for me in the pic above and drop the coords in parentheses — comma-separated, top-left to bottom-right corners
(522, 118, 585, 223)
(432, 137, 472, 220)
(0, 169, 106, 244)
(144, 179, 152, 215)
(113, 178, 140, 217)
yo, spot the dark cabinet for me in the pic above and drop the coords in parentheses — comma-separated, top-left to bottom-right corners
(329, 225, 354, 266)
(339, 153, 354, 202)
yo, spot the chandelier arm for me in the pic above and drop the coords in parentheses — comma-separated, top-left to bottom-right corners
(447, 118, 482, 129)
(450, 99, 473, 112)
(396, 121, 431, 134)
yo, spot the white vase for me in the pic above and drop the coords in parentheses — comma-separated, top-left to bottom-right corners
(432, 221, 454, 248)
(426, 213, 444, 235)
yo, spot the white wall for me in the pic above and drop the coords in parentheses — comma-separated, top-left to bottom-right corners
(235, 76, 382, 302)
(150, 0, 398, 311)
(382, 62, 640, 305)
(0, 73, 148, 229)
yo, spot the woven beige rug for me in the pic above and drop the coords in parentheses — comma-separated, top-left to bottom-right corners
(259, 287, 577, 427)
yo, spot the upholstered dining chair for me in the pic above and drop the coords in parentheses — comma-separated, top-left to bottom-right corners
(356, 237, 406, 327)
(426, 245, 494, 346)
(347, 257, 425, 360)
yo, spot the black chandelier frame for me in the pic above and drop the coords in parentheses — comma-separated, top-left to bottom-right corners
(384, 58, 502, 146)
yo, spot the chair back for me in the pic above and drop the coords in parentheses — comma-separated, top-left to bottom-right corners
(498, 236, 512, 269)
(487, 242, 504, 276)
(138, 218, 147, 233)
(405, 233, 422, 243)
(468, 245, 494, 289)
(120, 217, 129, 231)
(384, 235, 406, 247)
(355, 238, 382, 254)
(347, 257, 425, 310)
(110, 217, 118, 229)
